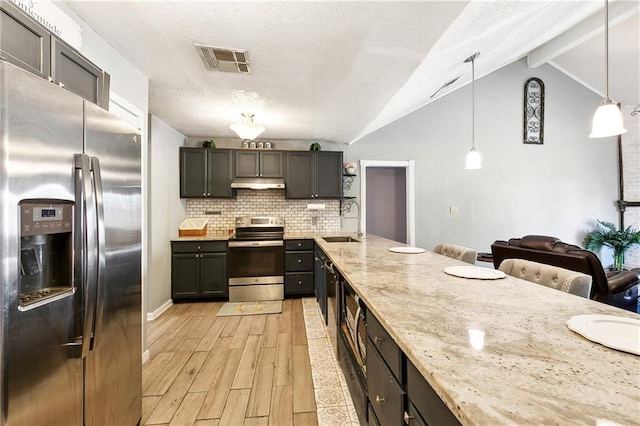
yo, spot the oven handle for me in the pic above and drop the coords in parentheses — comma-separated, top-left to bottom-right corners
(228, 240, 284, 248)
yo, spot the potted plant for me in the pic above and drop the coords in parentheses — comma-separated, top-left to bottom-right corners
(583, 220, 640, 270)
(343, 162, 357, 175)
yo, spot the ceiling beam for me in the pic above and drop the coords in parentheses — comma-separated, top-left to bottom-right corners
(527, 1, 639, 68)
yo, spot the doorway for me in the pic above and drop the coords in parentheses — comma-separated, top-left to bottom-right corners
(360, 160, 415, 246)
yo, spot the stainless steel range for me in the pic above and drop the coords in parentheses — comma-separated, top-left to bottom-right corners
(228, 216, 285, 302)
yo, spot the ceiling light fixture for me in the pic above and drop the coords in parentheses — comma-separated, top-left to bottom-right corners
(464, 52, 481, 170)
(229, 113, 265, 140)
(589, 0, 626, 138)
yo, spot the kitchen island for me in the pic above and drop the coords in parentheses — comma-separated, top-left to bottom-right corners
(314, 234, 640, 425)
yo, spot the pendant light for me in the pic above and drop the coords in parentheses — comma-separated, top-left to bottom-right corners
(589, 0, 626, 138)
(229, 113, 266, 140)
(464, 52, 481, 170)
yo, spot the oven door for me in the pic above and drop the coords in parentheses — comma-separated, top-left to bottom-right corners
(228, 240, 284, 284)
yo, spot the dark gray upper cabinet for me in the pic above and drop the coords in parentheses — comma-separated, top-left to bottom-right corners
(0, 2, 109, 109)
(285, 151, 342, 199)
(234, 150, 284, 178)
(51, 37, 109, 109)
(284, 152, 314, 198)
(315, 151, 343, 198)
(180, 147, 234, 198)
(0, 1, 50, 78)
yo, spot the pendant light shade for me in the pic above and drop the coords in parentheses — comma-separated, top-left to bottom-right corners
(590, 99, 627, 138)
(230, 113, 265, 140)
(589, 0, 626, 138)
(465, 147, 482, 170)
(464, 52, 481, 170)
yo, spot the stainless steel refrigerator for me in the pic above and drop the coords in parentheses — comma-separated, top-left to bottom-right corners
(0, 60, 142, 425)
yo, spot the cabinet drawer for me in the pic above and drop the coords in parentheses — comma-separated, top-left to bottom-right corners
(171, 241, 227, 253)
(285, 272, 314, 295)
(285, 251, 314, 271)
(367, 310, 403, 382)
(285, 239, 314, 251)
(407, 360, 461, 426)
(367, 338, 405, 426)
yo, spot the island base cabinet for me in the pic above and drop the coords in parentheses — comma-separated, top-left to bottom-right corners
(407, 360, 461, 426)
(367, 338, 405, 426)
(404, 401, 427, 426)
(337, 332, 367, 425)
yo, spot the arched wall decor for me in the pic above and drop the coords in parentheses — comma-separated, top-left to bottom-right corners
(524, 77, 545, 144)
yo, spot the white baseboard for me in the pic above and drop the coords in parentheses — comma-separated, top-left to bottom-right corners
(142, 350, 150, 364)
(147, 299, 173, 321)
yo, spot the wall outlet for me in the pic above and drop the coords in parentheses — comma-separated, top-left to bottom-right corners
(312, 216, 318, 225)
(449, 206, 459, 215)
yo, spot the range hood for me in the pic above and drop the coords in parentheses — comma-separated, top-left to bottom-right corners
(230, 178, 285, 190)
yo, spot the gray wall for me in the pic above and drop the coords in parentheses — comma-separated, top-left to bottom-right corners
(149, 115, 187, 314)
(344, 58, 619, 253)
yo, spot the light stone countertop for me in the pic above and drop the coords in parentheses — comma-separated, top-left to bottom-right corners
(314, 234, 640, 426)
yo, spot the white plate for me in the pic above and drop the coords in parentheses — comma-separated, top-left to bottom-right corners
(566, 314, 640, 356)
(388, 246, 426, 254)
(443, 266, 506, 280)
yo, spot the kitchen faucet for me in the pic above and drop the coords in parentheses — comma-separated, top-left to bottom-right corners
(341, 199, 362, 238)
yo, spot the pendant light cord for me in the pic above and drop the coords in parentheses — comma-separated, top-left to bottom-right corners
(604, 0, 609, 100)
(471, 56, 476, 150)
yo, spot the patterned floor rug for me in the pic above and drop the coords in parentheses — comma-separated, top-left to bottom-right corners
(216, 300, 283, 317)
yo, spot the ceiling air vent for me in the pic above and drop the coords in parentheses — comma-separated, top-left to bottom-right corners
(194, 44, 251, 73)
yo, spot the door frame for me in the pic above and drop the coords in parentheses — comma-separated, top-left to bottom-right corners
(359, 160, 416, 246)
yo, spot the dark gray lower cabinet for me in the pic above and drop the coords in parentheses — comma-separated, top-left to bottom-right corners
(367, 337, 405, 425)
(171, 241, 228, 299)
(407, 360, 461, 426)
(314, 245, 328, 324)
(284, 239, 314, 297)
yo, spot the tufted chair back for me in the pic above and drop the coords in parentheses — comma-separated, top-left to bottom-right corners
(498, 258, 592, 298)
(433, 243, 477, 265)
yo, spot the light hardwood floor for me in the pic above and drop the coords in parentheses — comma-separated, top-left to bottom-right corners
(143, 299, 318, 426)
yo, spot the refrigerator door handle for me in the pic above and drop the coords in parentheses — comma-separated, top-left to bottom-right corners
(75, 153, 98, 359)
(90, 156, 106, 350)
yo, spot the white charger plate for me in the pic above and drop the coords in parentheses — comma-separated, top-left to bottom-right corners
(388, 246, 426, 254)
(566, 314, 640, 356)
(443, 265, 506, 280)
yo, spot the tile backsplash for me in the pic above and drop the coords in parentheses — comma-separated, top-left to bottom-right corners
(186, 189, 341, 235)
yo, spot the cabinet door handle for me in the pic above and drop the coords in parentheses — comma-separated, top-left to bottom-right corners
(374, 336, 382, 345)
(203, 192, 206, 196)
(298, 281, 302, 285)
(298, 259, 302, 263)
(375, 395, 385, 405)
(404, 411, 414, 424)
(197, 246, 201, 250)
(207, 192, 211, 196)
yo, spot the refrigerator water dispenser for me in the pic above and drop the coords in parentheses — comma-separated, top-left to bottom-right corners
(19, 200, 74, 310)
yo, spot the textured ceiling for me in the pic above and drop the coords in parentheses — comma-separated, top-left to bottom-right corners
(64, 1, 638, 145)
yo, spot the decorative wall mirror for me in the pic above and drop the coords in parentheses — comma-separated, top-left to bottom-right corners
(524, 77, 545, 144)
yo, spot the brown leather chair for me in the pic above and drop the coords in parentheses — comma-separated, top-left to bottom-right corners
(491, 235, 639, 311)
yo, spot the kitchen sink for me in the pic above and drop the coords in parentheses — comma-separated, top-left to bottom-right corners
(322, 236, 361, 243)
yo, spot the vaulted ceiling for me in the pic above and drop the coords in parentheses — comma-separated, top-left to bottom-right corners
(64, 1, 639, 145)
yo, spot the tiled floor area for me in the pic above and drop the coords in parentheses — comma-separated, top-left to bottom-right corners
(301, 298, 360, 426)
